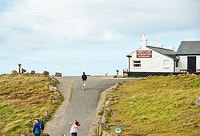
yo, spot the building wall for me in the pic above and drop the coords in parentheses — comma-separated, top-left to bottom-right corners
(176, 56, 187, 72)
(197, 56, 200, 70)
(176, 55, 200, 72)
(129, 47, 175, 72)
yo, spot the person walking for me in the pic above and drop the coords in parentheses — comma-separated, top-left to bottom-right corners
(70, 120, 80, 136)
(82, 72, 87, 89)
(33, 119, 41, 136)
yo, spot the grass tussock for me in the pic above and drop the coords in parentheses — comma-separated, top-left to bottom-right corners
(0, 74, 62, 135)
(105, 74, 200, 136)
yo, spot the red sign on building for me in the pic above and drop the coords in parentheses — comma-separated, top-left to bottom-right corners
(136, 50, 152, 58)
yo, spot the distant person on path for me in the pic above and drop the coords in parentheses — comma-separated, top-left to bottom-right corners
(82, 72, 87, 89)
(70, 120, 80, 136)
(33, 119, 41, 136)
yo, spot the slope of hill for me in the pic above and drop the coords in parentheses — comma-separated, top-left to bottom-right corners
(0, 74, 63, 135)
(101, 74, 200, 136)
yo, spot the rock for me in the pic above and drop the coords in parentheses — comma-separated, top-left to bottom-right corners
(106, 108, 111, 113)
(43, 71, 49, 76)
(102, 108, 111, 123)
(54, 92, 60, 96)
(55, 95, 61, 100)
(171, 75, 175, 78)
(31, 70, 35, 74)
(102, 131, 115, 136)
(52, 99, 58, 105)
(109, 98, 114, 101)
(105, 101, 111, 107)
(55, 72, 62, 77)
(102, 115, 106, 123)
(11, 70, 18, 74)
(44, 110, 50, 117)
(52, 100, 55, 104)
(6, 95, 11, 99)
(49, 85, 57, 91)
(51, 78, 57, 83)
(195, 97, 200, 105)
(112, 110, 118, 116)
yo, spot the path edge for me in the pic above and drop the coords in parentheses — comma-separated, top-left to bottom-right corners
(44, 77, 76, 135)
(88, 83, 119, 136)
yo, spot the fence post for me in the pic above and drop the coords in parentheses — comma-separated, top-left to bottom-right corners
(97, 121, 99, 136)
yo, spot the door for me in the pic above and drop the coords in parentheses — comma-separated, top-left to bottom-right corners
(187, 56, 196, 73)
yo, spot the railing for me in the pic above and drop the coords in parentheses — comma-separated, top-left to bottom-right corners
(123, 69, 128, 76)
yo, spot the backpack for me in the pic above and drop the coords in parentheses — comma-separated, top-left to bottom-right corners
(39, 120, 45, 131)
(82, 75, 87, 80)
(34, 127, 39, 135)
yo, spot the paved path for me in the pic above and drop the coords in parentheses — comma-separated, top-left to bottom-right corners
(49, 76, 136, 136)
(45, 76, 80, 135)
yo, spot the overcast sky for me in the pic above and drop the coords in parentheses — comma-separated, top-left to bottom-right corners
(0, 0, 199, 76)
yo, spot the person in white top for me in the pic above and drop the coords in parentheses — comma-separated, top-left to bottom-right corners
(69, 120, 80, 136)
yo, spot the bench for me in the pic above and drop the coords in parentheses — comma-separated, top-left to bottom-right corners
(196, 69, 200, 73)
(180, 69, 187, 73)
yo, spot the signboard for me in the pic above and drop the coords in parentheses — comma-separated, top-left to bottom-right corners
(136, 50, 152, 58)
(115, 127, 122, 134)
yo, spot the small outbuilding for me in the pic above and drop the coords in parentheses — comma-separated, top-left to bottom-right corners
(176, 41, 200, 73)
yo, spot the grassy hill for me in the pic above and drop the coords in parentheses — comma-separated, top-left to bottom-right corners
(103, 74, 200, 136)
(0, 74, 63, 136)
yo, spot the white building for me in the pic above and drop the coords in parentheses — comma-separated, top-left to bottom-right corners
(126, 35, 200, 76)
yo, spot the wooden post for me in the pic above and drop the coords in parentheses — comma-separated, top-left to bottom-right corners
(97, 122, 99, 136)
(18, 64, 21, 73)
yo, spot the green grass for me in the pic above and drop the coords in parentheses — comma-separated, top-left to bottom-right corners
(93, 128, 98, 136)
(0, 74, 62, 135)
(104, 74, 200, 136)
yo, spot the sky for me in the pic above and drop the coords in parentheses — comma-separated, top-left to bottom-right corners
(0, 0, 199, 76)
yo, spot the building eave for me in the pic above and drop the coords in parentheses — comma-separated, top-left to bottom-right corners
(177, 54, 200, 56)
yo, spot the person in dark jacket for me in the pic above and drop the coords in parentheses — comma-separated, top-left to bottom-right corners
(33, 119, 41, 136)
(82, 72, 87, 89)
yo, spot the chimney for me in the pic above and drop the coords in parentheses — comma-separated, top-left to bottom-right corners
(157, 43, 163, 48)
(140, 34, 147, 48)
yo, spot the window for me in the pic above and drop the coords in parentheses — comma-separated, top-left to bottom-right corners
(163, 60, 170, 69)
(133, 60, 141, 67)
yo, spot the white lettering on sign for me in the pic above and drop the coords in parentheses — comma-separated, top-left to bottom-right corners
(136, 50, 152, 58)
